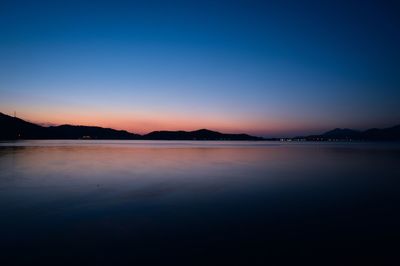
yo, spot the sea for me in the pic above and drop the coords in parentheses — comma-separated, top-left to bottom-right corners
(0, 140, 399, 265)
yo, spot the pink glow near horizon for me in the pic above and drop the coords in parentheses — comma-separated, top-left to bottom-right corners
(1, 107, 325, 137)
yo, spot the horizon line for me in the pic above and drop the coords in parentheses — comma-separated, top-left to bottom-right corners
(2, 111, 399, 139)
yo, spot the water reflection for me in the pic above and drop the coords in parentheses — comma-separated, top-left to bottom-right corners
(0, 141, 399, 264)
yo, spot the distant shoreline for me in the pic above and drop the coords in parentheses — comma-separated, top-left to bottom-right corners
(1, 112, 399, 141)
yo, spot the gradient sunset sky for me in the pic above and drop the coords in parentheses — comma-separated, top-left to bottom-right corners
(1, 0, 399, 137)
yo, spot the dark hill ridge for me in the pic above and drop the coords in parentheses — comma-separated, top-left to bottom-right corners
(46, 125, 141, 139)
(0, 112, 263, 140)
(0, 112, 141, 140)
(143, 129, 263, 140)
(2, 112, 399, 141)
(0, 112, 47, 139)
(323, 128, 361, 138)
(306, 125, 400, 141)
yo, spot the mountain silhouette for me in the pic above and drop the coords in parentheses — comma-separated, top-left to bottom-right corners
(323, 128, 361, 138)
(0, 112, 262, 140)
(362, 125, 400, 140)
(45, 125, 142, 139)
(0, 112, 48, 139)
(306, 125, 400, 141)
(2, 112, 399, 141)
(0, 112, 141, 140)
(143, 129, 263, 140)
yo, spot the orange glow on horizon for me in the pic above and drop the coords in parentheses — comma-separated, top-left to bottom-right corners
(2, 106, 327, 137)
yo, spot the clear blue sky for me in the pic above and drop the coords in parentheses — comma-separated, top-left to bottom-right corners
(0, 0, 399, 136)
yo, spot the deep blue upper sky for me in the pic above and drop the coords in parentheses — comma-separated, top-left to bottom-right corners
(0, 0, 399, 136)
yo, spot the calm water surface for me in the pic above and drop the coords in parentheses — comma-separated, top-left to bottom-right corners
(0, 140, 399, 265)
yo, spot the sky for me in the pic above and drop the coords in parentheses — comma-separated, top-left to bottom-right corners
(0, 0, 399, 137)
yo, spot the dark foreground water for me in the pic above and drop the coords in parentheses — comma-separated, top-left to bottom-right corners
(0, 140, 399, 265)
